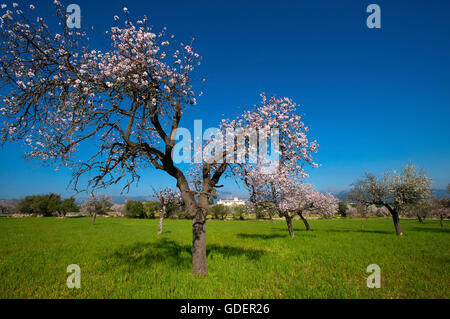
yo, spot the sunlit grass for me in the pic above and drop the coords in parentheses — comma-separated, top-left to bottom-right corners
(0, 217, 448, 298)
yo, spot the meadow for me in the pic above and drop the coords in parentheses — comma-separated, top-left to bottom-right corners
(0, 217, 448, 298)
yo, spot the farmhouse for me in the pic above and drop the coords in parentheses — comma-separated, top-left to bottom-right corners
(217, 197, 246, 206)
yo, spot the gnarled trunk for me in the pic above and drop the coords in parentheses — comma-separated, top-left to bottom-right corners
(157, 205, 166, 234)
(417, 215, 423, 223)
(440, 215, 444, 228)
(192, 215, 207, 275)
(189, 193, 209, 276)
(385, 205, 403, 235)
(390, 209, 403, 236)
(392, 212, 403, 235)
(285, 215, 294, 238)
(298, 211, 310, 231)
(91, 212, 97, 225)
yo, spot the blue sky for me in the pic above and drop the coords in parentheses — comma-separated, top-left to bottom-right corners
(1, 0, 449, 199)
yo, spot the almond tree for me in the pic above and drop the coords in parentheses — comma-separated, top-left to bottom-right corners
(248, 173, 337, 236)
(233, 94, 319, 237)
(430, 197, 449, 228)
(80, 194, 113, 225)
(348, 163, 432, 235)
(0, 3, 317, 275)
(292, 189, 338, 231)
(154, 187, 182, 234)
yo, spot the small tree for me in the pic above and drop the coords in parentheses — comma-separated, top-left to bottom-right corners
(338, 202, 348, 217)
(0, 199, 16, 214)
(404, 201, 431, 223)
(154, 188, 182, 234)
(430, 197, 449, 228)
(210, 204, 229, 220)
(143, 201, 161, 218)
(80, 195, 113, 225)
(123, 199, 145, 218)
(349, 163, 431, 235)
(232, 205, 246, 220)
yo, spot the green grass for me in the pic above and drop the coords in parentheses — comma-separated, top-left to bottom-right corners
(0, 217, 448, 298)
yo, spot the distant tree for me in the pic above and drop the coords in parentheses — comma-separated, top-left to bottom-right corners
(57, 197, 79, 217)
(248, 201, 275, 220)
(80, 195, 113, 225)
(16, 196, 35, 214)
(232, 205, 246, 220)
(245, 167, 338, 237)
(338, 202, 348, 217)
(123, 200, 145, 218)
(111, 204, 125, 215)
(291, 186, 338, 232)
(0, 199, 15, 214)
(349, 163, 432, 235)
(143, 201, 162, 219)
(210, 204, 229, 220)
(154, 188, 182, 234)
(357, 205, 370, 230)
(430, 197, 450, 228)
(404, 201, 431, 223)
(16, 193, 63, 216)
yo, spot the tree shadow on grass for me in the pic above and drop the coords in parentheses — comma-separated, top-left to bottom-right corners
(323, 229, 394, 235)
(107, 238, 266, 270)
(409, 227, 449, 234)
(237, 233, 287, 240)
(270, 227, 312, 232)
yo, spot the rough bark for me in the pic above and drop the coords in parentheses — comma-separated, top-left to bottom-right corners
(385, 205, 403, 235)
(285, 215, 295, 238)
(440, 215, 444, 228)
(192, 215, 207, 275)
(91, 212, 97, 225)
(157, 205, 166, 234)
(186, 190, 209, 276)
(297, 211, 311, 231)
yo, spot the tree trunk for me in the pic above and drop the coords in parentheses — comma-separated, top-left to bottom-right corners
(157, 205, 166, 234)
(383, 204, 403, 235)
(91, 212, 97, 225)
(191, 193, 209, 276)
(440, 215, 444, 228)
(177, 179, 210, 276)
(417, 215, 423, 223)
(298, 211, 310, 231)
(192, 213, 208, 275)
(391, 209, 403, 235)
(361, 217, 368, 230)
(285, 216, 295, 238)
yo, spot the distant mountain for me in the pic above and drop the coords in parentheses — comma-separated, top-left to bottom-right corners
(75, 195, 153, 204)
(332, 190, 350, 201)
(431, 189, 448, 198)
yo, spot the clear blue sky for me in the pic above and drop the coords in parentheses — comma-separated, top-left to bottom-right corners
(1, 0, 449, 199)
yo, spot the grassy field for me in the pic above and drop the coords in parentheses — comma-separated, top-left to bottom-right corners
(0, 217, 448, 298)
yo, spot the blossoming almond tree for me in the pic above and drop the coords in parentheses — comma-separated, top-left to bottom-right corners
(287, 187, 338, 231)
(247, 170, 338, 237)
(348, 163, 432, 235)
(0, 3, 318, 275)
(153, 187, 182, 234)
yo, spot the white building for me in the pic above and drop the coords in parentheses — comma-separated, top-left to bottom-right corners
(217, 197, 246, 207)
